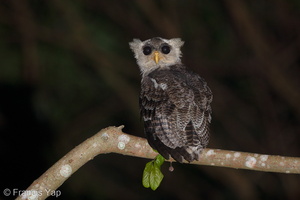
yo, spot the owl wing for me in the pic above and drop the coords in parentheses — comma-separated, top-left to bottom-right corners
(140, 68, 212, 163)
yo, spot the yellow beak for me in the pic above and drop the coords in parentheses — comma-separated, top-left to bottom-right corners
(153, 51, 160, 64)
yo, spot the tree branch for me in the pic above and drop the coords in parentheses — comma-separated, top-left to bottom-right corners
(17, 126, 300, 200)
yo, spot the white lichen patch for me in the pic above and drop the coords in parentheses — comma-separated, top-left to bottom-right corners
(260, 155, 268, 162)
(135, 143, 141, 148)
(118, 142, 126, 150)
(233, 152, 241, 161)
(234, 152, 241, 158)
(101, 132, 109, 141)
(206, 149, 216, 156)
(256, 155, 269, 167)
(117, 134, 130, 150)
(60, 164, 72, 178)
(245, 156, 257, 168)
(286, 170, 290, 174)
(118, 134, 130, 143)
(225, 153, 232, 159)
(92, 142, 98, 148)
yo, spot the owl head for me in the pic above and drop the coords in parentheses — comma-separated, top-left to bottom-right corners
(129, 37, 184, 75)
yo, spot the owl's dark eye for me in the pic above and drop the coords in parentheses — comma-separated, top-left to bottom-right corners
(143, 46, 152, 55)
(161, 45, 171, 54)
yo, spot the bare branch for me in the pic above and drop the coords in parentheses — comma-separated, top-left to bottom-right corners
(17, 126, 300, 200)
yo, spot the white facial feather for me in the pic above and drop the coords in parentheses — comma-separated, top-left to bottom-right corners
(129, 37, 184, 75)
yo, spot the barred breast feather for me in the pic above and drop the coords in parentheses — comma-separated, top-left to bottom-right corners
(140, 64, 212, 163)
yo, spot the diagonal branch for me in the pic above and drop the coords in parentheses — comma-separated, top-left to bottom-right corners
(17, 126, 300, 200)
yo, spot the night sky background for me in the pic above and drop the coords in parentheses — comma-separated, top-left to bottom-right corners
(1, 0, 300, 199)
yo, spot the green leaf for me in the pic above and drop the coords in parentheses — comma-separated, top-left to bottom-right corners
(152, 149, 158, 153)
(149, 164, 164, 190)
(142, 161, 154, 188)
(154, 154, 165, 167)
(142, 154, 165, 190)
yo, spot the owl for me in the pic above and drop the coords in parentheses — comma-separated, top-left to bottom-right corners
(129, 37, 212, 163)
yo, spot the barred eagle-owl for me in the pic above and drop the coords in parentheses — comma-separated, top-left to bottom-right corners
(129, 37, 212, 163)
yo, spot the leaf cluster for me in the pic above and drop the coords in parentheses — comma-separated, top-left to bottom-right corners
(142, 154, 165, 191)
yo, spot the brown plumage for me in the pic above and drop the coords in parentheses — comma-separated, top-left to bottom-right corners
(129, 37, 212, 163)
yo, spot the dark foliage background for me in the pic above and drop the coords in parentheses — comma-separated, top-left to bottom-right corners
(1, 0, 300, 199)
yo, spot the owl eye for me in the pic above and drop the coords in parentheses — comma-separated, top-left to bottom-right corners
(143, 46, 152, 55)
(161, 45, 171, 54)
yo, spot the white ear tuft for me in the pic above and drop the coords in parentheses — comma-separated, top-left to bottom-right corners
(129, 39, 142, 51)
(129, 39, 143, 59)
(169, 38, 184, 48)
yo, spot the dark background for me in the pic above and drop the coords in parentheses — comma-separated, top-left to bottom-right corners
(1, 0, 300, 199)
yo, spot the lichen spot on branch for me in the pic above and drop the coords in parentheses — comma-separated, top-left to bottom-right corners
(117, 134, 130, 150)
(206, 149, 216, 156)
(101, 132, 109, 141)
(260, 155, 268, 162)
(258, 155, 268, 167)
(60, 164, 72, 178)
(118, 142, 125, 150)
(225, 153, 232, 159)
(233, 152, 241, 161)
(234, 152, 241, 158)
(135, 142, 141, 148)
(245, 156, 257, 168)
